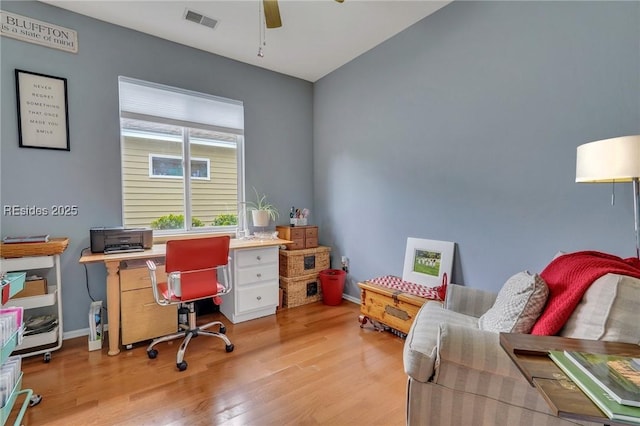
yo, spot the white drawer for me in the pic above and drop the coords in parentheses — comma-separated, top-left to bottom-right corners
(237, 264, 279, 286)
(235, 247, 278, 268)
(237, 282, 278, 313)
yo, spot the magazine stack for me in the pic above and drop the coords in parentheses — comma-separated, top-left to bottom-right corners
(23, 315, 57, 337)
(549, 350, 640, 424)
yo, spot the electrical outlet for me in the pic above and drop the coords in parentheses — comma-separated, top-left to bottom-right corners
(341, 256, 349, 273)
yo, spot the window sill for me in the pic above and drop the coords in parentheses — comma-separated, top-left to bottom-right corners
(153, 231, 235, 244)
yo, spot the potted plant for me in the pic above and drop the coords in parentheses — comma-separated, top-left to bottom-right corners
(247, 187, 279, 227)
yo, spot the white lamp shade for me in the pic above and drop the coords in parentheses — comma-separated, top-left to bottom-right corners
(576, 135, 640, 183)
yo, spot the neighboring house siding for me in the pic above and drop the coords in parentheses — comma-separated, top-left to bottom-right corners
(122, 137, 238, 228)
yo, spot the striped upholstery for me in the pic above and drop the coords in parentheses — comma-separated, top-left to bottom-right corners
(404, 282, 620, 426)
(560, 273, 640, 344)
(444, 283, 497, 317)
(403, 302, 478, 382)
(406, 378, 602, 426)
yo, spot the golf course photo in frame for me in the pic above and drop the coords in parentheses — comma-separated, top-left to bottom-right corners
(402, 238, 455, 287)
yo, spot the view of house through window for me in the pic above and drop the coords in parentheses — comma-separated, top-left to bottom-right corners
(118, 77, 244, 232)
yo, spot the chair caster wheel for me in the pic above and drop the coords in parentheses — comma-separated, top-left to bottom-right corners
(225, 344, 234, 353)
(30, 394, 43, 407)
(147, 349, 158, 359)
(177, 361, 188, 371)
(43, 352, 51, 363)
(219, 325, 226, 334)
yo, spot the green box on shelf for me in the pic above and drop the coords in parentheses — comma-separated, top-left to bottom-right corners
(1, 272, 26, 304)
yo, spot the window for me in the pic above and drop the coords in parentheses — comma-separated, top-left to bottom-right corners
(118, 77, 244, 232)
(149, 155, 210, 180)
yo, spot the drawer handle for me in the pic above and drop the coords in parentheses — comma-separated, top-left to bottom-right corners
(256, 296, 262, 301)
(256, 255, 262, 261)
(257, 273, 262, 278)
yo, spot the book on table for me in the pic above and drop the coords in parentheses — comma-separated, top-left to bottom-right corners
(2, 235, 49, 243)
(548, 351, 640, 424)
(564, 350, 640, 408)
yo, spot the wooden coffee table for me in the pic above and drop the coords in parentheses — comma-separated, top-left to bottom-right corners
(500, 333, 640, 426)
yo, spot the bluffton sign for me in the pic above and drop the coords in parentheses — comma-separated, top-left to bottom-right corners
(1, 10, 78, 53)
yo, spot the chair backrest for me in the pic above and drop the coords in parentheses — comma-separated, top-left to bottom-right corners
(165, 236, 230, 273)
(164, 236, 231, 301)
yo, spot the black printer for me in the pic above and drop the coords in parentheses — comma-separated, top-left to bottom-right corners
(90, 227, 153, 254)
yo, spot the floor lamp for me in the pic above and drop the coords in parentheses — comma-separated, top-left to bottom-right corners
(576, 135, 640, 258)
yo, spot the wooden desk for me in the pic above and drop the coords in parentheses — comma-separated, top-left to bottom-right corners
(500, 333, 640, 426)
(79, 238, 290, 356)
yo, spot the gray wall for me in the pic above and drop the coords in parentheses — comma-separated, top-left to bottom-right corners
(0, 1, 313, 333)
(313, 1, 640, 297)
(2, 1, 639, 334)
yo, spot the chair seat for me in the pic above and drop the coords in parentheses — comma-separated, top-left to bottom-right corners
(159, 281, 226, 303)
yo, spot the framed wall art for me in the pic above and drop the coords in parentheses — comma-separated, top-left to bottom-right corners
(402, 237, 455, 287)
(15, 69, 70, 151)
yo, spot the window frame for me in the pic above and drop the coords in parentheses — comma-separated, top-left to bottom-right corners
(118, 76, 245, 235)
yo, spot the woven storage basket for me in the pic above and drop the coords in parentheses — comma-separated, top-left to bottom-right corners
(0, 237, 69, 258)
(279, 246, 330, 278)
(280, 272, 323, 308)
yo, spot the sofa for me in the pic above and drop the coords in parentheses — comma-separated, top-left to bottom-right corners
(403, 251, 640, 426)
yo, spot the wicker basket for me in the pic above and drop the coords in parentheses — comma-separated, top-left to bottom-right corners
(0, 237, 69, 258)
(279, 246, 330, 278)
(280, 272, 323, 308)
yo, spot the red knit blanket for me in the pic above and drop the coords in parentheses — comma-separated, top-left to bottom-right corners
(530, 251, 640, 336)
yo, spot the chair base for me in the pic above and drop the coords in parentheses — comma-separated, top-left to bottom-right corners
(146, 302, 234, 371)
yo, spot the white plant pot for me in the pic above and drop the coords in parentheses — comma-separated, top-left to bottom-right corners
(252, 210, 270, 227)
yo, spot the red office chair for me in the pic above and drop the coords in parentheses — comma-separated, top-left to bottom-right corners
(146, 236, 234, 371)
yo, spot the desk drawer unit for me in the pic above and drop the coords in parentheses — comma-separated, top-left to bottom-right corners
(221, 246, 279, 323)
(119, 260, 177, 346)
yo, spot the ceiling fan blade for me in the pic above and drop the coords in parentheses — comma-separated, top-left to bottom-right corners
(263, 0, 282, 29)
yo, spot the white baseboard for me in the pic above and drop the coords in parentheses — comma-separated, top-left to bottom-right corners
(342, 293, 359, 304)
(63, 324, 109, 340)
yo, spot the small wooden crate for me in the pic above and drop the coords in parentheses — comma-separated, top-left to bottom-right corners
(276, 225, 318, 250)
(358, 280, 433, 336)
(0, 237, 69, 258)
(279, 246, 330, 278)
(280, 272, 323, 308)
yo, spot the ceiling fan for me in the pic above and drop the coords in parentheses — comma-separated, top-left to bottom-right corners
(263, 0, 344, 29)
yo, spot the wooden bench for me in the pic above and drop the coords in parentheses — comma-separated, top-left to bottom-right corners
(358, 276, 444, 338)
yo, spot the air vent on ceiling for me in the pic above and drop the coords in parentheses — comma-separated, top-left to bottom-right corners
(184, 9, 218, 30)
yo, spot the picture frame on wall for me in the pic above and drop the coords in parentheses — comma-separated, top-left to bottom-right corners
(402, 237, 455, 287)
(15, 69, 70, 151)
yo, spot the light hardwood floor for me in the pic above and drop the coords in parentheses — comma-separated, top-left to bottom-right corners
(13, 301, 407, 425)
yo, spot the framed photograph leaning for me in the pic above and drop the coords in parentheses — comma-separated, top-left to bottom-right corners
(15, 69, 70, 151)
(402, 238, 455, 287)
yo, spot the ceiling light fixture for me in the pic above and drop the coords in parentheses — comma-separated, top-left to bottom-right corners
(257, 1, 266, 58)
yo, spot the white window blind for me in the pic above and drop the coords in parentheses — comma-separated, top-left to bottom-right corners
(118, 76, 244, 135)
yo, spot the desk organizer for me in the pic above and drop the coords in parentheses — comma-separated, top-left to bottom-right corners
(0, 287, 34, 426)
(1, 273, 26, 305)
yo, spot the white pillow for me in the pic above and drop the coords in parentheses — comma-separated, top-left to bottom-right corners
(478, 271, 549, 333)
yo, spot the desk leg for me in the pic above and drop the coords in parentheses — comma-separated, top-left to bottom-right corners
(105, 261, 121, 356)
